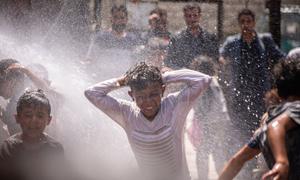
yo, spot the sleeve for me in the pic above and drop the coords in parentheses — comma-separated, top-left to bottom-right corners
(287, 102, 300, 125)
(163, 69, 212, 126)
(247, 134, 260, 149)
(262, 34, 286, 65)
(84, 78, 130, 128)
(219, 37, 230, 58)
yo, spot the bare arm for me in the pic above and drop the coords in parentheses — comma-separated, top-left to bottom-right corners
(7, 63, 50, 91)
(219, 145, 260, 180)
(262, 114, 297, 180)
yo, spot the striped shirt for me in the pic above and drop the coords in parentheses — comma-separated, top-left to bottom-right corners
(85, 69, 211, 180)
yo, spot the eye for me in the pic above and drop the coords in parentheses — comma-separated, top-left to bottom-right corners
(25, 114, 33, 118)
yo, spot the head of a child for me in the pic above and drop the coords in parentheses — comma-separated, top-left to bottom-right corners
(126, 62, 165, 120)
(273, 56, 300, 100)
(0, 59, 24, 99)
(16, 89, 51, 141)
(189, 55, 216, 76)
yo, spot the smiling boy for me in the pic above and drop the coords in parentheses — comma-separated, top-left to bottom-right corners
(85, 62, 211, 180)
(0, 89, 65, 180)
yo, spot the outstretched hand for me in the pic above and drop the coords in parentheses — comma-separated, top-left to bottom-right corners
(262, 162, 289, 180)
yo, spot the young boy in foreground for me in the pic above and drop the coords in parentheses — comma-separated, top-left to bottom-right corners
(218, 56, 300, 180)
(0, 89, 65, 180)
(85, 62, 211, 180)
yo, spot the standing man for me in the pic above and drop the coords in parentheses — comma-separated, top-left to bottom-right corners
(94, 5, 142, 50)
(219, 9, 285, 179)
(164, 3, 218, 69)
(142, 7, 171, 44)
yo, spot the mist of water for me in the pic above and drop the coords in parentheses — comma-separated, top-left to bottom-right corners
(0, 1, 141, 179)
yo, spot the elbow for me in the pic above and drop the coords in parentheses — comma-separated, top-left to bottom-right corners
(84, 89, 92, 100)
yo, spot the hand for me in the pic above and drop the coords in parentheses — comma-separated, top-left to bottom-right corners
(161, 66, 172, 73)
(117, 75, 127, 87)
(262, 162, 289, 180)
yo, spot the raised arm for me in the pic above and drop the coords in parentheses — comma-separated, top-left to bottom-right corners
(163, 68, 212, 103)
(163, 69, 211, 127)
(7, 63, 50, 92)
(84, 77, 129, 128)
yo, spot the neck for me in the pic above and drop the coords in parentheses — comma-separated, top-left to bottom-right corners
(188, 25, 200, 37)
(22, 133, 44, 144)
(242, 31, 256, 44)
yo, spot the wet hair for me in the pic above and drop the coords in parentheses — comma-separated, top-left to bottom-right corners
(17, 89, 51, 115)
(183, 3, 201, 14)
(238, 9, 255, 22)
(0, 58, 22, 83)
(191, 55, 216, 76)
(273, 57, 300, 99)
(125, 62, 163, 90)
(111, 5, 128, 17)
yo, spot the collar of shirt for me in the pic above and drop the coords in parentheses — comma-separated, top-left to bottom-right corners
(185, 26, 204, 40)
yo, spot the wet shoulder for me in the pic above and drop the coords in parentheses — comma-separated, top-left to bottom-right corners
(43, 133, 64, 152)
(267, 101, 300, 124)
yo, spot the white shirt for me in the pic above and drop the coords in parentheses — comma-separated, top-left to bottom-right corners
(85, 69, 211, 180)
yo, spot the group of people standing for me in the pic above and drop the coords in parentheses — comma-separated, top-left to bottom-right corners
(0, 2, 299, 180)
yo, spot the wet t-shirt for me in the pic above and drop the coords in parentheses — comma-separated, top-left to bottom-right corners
(248, 101, 300, 180)
(0, 133, 65, 180)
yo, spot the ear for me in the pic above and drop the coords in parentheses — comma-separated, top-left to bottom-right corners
(47, 116, 52, 126)
(128, 90, 134, 101)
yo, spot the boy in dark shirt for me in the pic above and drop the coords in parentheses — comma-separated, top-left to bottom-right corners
(0, 89, 65, 180)
(218, 56, 300, 180)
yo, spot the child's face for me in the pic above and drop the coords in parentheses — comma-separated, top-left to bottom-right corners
(16, 105, 51, 140)
(129, 82, 165, 120)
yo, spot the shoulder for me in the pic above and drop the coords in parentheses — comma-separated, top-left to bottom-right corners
(171, 29, 188, 41)
(0, 133, 22, 159)
(44, 133, 64, 152)
(202, 29, 217, 41)
(95, 30, 112, 40)
(223, 34, 240, 45)
(257, 33, 274, 43)
(285, 101, 300, 125)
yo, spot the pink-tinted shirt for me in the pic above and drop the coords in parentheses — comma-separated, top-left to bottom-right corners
(85, 69, 211, 180)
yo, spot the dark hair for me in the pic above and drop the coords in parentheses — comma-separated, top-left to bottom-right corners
(273, 57, 300, 99)
(111, 5, 128, 17)
(183, 3, 201, 14)
(0, 58, 22, 83)
(191, 55, 216, 76)
(125, 62, 162, 90)
(149, 7, 167, 17)
(238, 9, 255, 22)
(17, 89, 51, 115)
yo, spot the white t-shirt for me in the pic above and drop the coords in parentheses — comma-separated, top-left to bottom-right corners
(85, 69, 211, 180)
